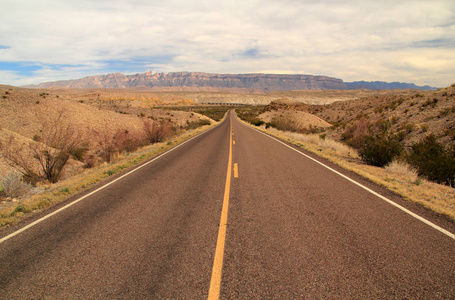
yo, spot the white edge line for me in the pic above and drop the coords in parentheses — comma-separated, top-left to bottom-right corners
(242, 122, 455, 241)
(0, 122, 223, 244)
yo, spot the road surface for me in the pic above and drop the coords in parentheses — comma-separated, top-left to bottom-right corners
(1, 111, 454, 299)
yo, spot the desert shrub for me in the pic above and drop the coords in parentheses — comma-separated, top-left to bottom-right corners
(72, 145, 89, 162)
(84, 152, 97, 168)
(420, 98, 439, 110)
(250, 118, 264, 126)
(185, 118, 211, 130)
(439, 105, 455, 117)
(197, 119, 211, 126)
(268, 117, 300, 132)
(343, 118, 403, 167)
(357, 134, 403, 167)
(236, 106, 265, 124)
(143, 119, 173, 144)
(1, 112, 84, 183)
(385, 160, 418, 180)
(94, 128, 147, 163)
(112, 129, 145, 153)
(342, 118, 371, 148)
(1, 171, 33, 198)
(407, 134, 455, 186)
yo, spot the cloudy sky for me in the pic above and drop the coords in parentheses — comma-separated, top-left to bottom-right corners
(1, 0, 454, 87)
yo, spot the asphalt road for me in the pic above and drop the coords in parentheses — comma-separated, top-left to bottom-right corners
(1, 111, 454, 299)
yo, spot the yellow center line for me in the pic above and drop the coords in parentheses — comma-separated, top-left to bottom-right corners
(208, 116, 233, 300)
(233, 163, 239, 178)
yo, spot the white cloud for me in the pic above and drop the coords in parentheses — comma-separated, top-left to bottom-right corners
(0, 0, 454, 87)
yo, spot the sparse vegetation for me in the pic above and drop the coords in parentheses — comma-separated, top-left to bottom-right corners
(0, 171, 34, 198)
(236, 106, 265, 125)
(1, 112, 84, 183)
(407, 134, 455, 187)
(0, 117, 217, 227)
(185, 118, 212, 130)
(1, 84, 455, 227)
(166, 106, 232, 121)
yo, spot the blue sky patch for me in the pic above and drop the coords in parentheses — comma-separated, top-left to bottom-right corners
(0, 61, 42, 76)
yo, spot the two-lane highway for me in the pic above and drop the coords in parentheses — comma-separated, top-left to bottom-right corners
(0, 117, 231, 299)
(1, 111, 454, 299)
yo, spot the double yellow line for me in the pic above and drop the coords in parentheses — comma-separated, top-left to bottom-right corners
(208, 116, 234, 299)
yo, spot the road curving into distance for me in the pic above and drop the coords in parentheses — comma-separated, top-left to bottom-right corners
(1, 110, 454, 298)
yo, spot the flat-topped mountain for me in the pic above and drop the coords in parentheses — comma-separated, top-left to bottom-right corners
(25, 72, 435, 91)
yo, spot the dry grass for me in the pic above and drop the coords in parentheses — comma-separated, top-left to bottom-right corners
(385, 160, 418, 181)
(268, 129, 358, 159)
(0, 123, 217, 227)
(241, 119, 455, 221)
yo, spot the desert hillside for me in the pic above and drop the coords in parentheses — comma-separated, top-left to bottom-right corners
(310, 85, 455, 148)
(0, 86, 212, 178)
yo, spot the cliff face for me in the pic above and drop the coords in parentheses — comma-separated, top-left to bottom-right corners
(28, 72, 347, 91)
(26, 72, 435, 91)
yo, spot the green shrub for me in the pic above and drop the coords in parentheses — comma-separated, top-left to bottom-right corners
(343, 119, 403, 167)
(185, 118, 211, 130)
(357, 134, 403, 167)
(198, 119, 211, 126)
(11, 204, 27, 215)
(407, 134, 455, 186)
(250, 118, 264, 126)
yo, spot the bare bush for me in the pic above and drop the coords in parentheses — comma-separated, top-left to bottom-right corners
(143, 119, 173, 144)
(1, 171, 33, 198)
(93, 128, 117, 163)
(94, 127, 147, 163)
(1, 112, 84, 183)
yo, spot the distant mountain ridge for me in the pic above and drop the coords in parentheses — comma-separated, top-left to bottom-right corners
(345, 81, 435, 90)
(24, 72, 436, 91)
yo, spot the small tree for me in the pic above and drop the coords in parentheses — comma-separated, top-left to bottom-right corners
(357, 134, 403, 167)
(344, 118, 403, 167)
(407, 134, 455, 186)
(1, 112, 84, 183)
